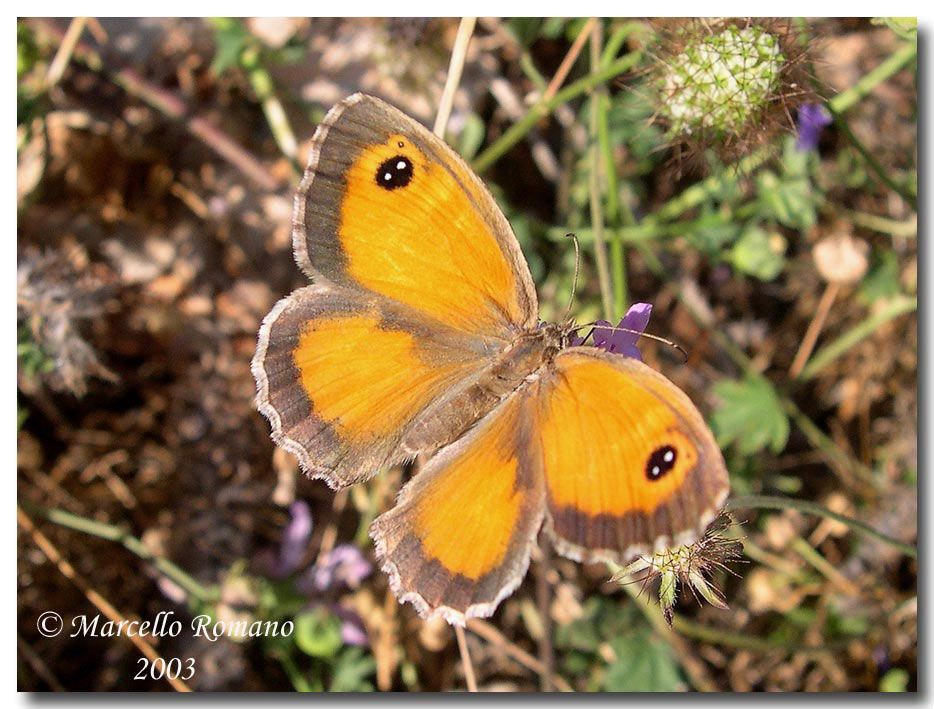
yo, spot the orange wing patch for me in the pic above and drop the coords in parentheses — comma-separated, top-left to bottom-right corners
(411, 423, 522, 580)
(535, 349, 729, 563)
(338, 133, 524, 336)
(540, 357, 695, 515)
(294, 310, 467, 441)
(370, 393, 544, 624)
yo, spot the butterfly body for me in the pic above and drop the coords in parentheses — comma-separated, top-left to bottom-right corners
(253, 93, 730, 625)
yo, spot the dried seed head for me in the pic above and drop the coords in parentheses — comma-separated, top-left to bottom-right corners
(613, 513, 744, 626)
(813, 232, 870, 285)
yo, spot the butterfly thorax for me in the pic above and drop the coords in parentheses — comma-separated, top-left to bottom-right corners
(398, 325, 559, 459)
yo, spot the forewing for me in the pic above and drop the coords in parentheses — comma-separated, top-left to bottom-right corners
(293, 93, 538, 340)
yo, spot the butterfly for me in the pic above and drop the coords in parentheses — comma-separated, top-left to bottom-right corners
(252, 93, 730, 625)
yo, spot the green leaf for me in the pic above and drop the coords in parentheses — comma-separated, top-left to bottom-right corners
(294, 607, 343, 659)
(456, 113, 486, 162)
(859, 249, 902, 304)
(329, 647, 376, 692)
(689, 205, 741, 254)
(729, 224, 786, 281)
(712, 375, 790, 455)
(209, 17, 251, 75)
(879, 667, 910, 692)
(604, 631, 684, 691)
(754, 139, 822, 230)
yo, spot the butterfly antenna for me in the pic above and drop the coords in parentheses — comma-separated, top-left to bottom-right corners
(563, 233, 581, 324)
(577, 321, 689, 362)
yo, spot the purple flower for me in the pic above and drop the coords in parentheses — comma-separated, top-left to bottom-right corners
(302, 544, 372, 593)
(333, 606, 369, 647)
(796, 103, 831, 151)
(274, 501, 313, 577)
(572, 302, 652, 360)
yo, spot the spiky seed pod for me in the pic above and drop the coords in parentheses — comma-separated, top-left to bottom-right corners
(647, 18, 817, 166)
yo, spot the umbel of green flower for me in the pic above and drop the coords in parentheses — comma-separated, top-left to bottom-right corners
(657, 24, 785, 138)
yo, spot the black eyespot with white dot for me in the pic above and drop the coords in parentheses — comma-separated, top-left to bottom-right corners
(376, 155, 413, 190)
(646, 445, 677, 481)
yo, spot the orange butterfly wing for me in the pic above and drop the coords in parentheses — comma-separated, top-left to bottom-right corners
(293, 93, 537, 338)
(370, 392, 544, 624)
(253, 283, 494, 487)
(532, 349, 730, 564)
(254, 95, 540, 487)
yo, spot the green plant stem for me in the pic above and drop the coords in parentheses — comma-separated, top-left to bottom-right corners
(240, 45, 301, 180)
(828, 41, 917, 114)
(596, 87, 627, 314)
(671, 615, 852, 654)
(20, 500, 219, 602)
(277, 651, 314, 692)
(726, 495, 916, 559)
(789, 535, 860, 594)
(828, 104, 916, 209)
(472, 49, 643, 174)
(601, 21, 646, 66)
(781, 398, 878, 489)
(841, 209, 916, 238)
(799, 295, 917, 381)
(519, 51, 548, 94)
(588, 21, 614, 319)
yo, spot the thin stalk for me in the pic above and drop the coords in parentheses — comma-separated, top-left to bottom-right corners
(789, 536, 861, 596)
(726, 495, 916, 559)
(472, 50, 643, 174)
(434, 17, 477, 138)
(781, 398, 879, 490)
(597, 87, 628, 314)
(20, 500, 218, 602)
(842, 209, 916, 238)
(241, 44, 301, 178)
(672, 615, 853, 654)
(454, 625, 478, 691)
(588, 20, 614, 319)
(45, 17, 87, 88)
(799, 295, 917, 381)
(542, 17, 597, 102)
(828, 104, 916, 209)
(828, 41, 917, 114)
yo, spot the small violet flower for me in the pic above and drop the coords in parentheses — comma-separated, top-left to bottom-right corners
(302, 544, 373, 594)
(274, 500, 313, 578)
(570, 302, 653, 361)
(796, 102, 831, 151)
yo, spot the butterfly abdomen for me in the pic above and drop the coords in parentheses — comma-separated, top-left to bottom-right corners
(400, 329, 555, 458)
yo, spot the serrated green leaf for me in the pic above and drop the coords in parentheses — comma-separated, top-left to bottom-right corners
(859, 249, 902, 304)
(605, 631, 684, 691)
(712, 375, 790, 455)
